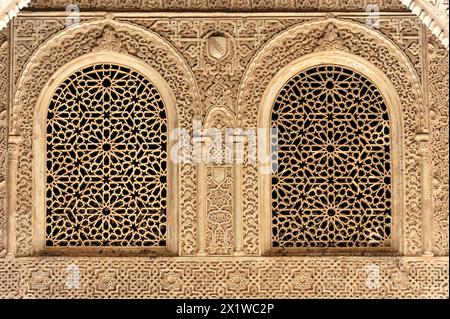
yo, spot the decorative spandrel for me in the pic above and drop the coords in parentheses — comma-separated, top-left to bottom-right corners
(46, 64, 168, 247)
(271, 65, 393, 249)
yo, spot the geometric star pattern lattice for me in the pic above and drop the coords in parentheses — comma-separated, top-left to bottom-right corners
(46, 64, 167, 247)
(272, 65, 392, 249)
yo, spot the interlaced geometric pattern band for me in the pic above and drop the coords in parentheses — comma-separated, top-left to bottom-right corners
(46, 64, 168, 247)
(271, 65, 392, 249)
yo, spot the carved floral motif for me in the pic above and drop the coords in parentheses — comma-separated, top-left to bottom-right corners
(0, 257, 447, 298)
(28, 0, 406, 11)
(428, 32, 449, 256)
(0, 4, 447, 298)
(237, 18, 425, 255)
(0, 31, 8, 256)
(11, 19, 202, 256)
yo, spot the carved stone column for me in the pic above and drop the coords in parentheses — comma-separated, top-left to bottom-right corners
(206, 165, 234, 255)
(233, 162, 244, 256)
(416, 133, 434, 257)
(194, 136, 207, 256)
(6, 134, 20, 258)
(230, 132, 249, 257)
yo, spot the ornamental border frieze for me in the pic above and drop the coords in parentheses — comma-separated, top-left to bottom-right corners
(428, 32, 450, 256)
(0, 257, 448, 298)
(28, 0, 407, 11)
(23, 0, 448, 48)
(0, 31, 9, 257)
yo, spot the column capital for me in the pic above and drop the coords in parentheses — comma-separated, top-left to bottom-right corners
(8, 134, 21, 145)
(415, 133, 430, 157)
(415, 132, 430, 143)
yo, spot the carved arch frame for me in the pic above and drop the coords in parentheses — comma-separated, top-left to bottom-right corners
(237, 17, 428, 256)
(258, 51, 404, 255)
(10, 18, 202, 257)
(33, 51, 179, 256)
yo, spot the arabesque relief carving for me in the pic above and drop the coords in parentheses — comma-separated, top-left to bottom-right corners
(28, 0, 407, 11)
(0, 1, 448, 299)
(0, 29, 8, 257)
(10, 19, 202, 256)
(428, 33, 449, 256)
(237, 17, 425, 256)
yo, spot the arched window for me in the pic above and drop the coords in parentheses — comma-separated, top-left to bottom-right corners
(271, 65, 393, 250)
(45, 63, 169, 250)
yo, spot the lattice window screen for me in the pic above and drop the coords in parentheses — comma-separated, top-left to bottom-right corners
(271, 65, 393, 249)
(46, 64, 168, 247)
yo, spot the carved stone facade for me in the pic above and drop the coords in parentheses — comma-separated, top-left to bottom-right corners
(0, 1, 448, 298)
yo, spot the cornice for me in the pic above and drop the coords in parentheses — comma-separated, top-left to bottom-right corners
(0, 0, 448, 48)
(401, 0, 449, 48)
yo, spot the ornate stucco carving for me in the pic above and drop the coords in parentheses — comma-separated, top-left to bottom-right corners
(0, 30, 8, 257)
(237, 17, 426, 256)
(26, 0, 407, 11)
(0, 257, 447, 298)
(401, 0, 449, 48)
(0, 5, 447, 299)
(1, 1, 449, 48)
(8, 0, 448, 49)
(10, 18, 202, 256)
(428, 30, 449, 256)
